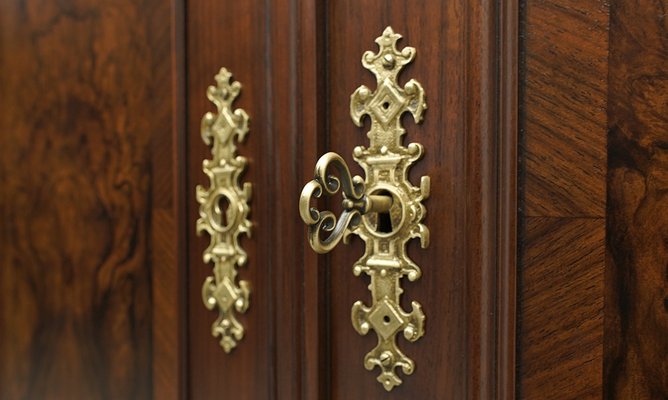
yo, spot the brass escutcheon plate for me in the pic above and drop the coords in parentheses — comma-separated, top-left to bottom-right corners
(196, 68, 252, 353)
(300, 27, 429, 391)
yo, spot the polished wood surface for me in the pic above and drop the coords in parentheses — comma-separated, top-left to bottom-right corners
(520, 0, 668, 398)
(325, 1, 515, 398)
(185, 1, 278, 399)
(184, 1, 332, 398)
(6, 0, 667, 398)
(184, 1, 517, 398)
(518, 0, 608, 398)
(185, 1, 334, 398)
(605, 0, 668, 397)
(520, 218, 604, 397)
(0, 0, 183, 398)
(522, 0, 608, 218)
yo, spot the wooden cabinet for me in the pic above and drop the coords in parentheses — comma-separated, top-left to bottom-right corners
(185, 1, 515, 398)
(1, 0, 666, 399)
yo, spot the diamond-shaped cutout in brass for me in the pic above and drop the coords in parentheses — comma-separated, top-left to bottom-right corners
(214, 277, 238, 312)
(368, 299, 404, 340)
(368, 82, 405, 125)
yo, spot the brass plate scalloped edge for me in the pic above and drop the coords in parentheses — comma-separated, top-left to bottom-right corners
(196, 68, 252, 353)
(347, 27, 430, 391)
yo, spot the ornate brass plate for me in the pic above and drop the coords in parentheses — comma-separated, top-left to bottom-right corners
(196, 68, 252, 353)
(299, 27, 429, 391)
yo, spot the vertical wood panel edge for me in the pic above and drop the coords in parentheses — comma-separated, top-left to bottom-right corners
(497, 0, 519, 398)
(297, 1, 329, 399)
(466, 0, 518, 397)
(170, 0, 187, 398)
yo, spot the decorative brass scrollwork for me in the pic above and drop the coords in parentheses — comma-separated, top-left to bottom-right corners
(196, 68, 252, 353)
(299, 27, 429, 391)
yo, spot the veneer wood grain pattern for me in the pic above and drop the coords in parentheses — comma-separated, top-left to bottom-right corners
(0, 0, 182, 398)
(518, 0, 608, 398)
(523, 0, 608, 218)
(519, 217, 604, 398)
(604, 0, 668, 397)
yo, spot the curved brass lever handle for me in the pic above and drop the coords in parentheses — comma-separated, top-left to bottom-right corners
(298, 27, 429, 391)
(299, 152, 392, 253)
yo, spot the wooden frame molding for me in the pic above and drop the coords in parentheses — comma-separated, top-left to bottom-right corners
(496, 0, 519, 398)
(465, 0, 519, 397)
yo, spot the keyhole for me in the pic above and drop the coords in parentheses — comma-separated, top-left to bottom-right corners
(365, 189, 404, 237)
(383, 315, 391, 324)
(377, 210, 393, 233)
(216, 196, 231, 228)
(375, 190, 393, 233)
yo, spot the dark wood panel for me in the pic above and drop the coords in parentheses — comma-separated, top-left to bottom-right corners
(0, 0, 181, 398)
(518, 217, 604, 399)
(295, 1, 330, 399)
(604, 0, 668, 397)
(185, 1, 276, 399)
(323, 1, 514, 398)
(499, 1, 520, 399)
(152, 2, 186, 399)
(518, 0, 609, 397)
(523, 0, 608, 218)
(185, 1, 333, 398)
(267, 1, 309, 398)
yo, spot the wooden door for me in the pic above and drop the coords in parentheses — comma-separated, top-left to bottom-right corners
(184, 0, 667, 398)
(184, 1, 515, 399)
(316, 3, 515, 398)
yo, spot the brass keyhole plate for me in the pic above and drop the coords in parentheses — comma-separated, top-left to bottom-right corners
(299, 27, 430, 391)
(196, 68, 252, 353)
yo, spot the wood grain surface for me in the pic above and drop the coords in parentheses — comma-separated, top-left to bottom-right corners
(0, 0, 183, 398)
(604, 0, 668, 397)
(522, 0, 609, 218)
(518, 0, 608, 398)
(184, 0, 517, 398)
(324, 1, 513, 398)
(520, 217, 604, 398)
(185, 1, 278, 399)
(185, 1, 333, 398)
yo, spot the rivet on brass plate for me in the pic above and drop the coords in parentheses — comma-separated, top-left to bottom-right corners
(299, 27, 429, 391)
(196, 68, 252, 353)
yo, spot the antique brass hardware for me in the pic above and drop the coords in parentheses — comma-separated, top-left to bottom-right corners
(196, 67, 252, 353)
(299, 27, 429, 391)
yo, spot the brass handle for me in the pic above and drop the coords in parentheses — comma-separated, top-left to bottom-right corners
(299, 27, 430, 391)
(196, 68, 252, 353)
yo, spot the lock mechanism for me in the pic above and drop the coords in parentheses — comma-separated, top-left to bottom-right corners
(299, 27, 430, 391)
